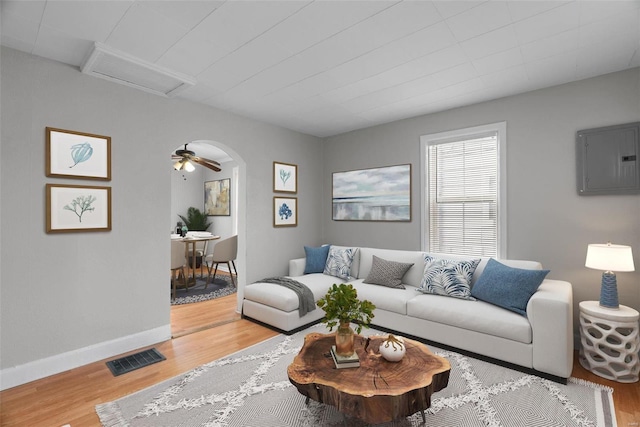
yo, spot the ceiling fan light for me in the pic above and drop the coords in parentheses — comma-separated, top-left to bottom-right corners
(184, 160, 195, 172)
(173, 160, 184, 170)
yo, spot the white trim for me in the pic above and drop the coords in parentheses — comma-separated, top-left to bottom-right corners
(0, 325, 170, 391)
(419, 122, 507, 258)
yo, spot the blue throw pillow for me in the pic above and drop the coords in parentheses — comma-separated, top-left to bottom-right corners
(471, 259, 549, 316)
(304, 245, 330, 274)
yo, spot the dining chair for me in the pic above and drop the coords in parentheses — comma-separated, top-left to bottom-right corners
(171, 239, 187, 299)
(204, 235, 238, 288)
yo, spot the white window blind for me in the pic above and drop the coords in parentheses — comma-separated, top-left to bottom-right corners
(427, 132, 500, 257)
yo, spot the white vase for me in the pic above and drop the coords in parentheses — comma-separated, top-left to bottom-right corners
(379, 334, 406, 362)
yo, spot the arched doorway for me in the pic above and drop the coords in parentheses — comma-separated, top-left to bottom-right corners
(170, 140, 247, 335)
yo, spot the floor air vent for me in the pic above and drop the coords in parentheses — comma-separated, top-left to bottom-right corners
(106, 348, 166, 376)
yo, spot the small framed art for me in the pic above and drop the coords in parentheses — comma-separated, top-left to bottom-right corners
(273, 161, 297, 193)
(46, 184, 112, 233)
(205, 178, 231, 216)
(46, 127, 111, 180)
(274, 197, 297, 227)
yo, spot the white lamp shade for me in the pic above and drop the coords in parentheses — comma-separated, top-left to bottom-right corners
(585, 243, 635, 272)
(183, 160, 195, 172)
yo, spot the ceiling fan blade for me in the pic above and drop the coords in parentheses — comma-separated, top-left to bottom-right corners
(191, 157, 221, 172)
(192, 155, 220, 166)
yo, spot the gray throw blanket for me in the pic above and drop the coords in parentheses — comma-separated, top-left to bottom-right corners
(257, 277, 316, 317)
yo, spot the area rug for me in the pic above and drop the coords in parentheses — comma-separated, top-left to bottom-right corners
(171, 275, 236, 305)
(96, 324, 616, 427)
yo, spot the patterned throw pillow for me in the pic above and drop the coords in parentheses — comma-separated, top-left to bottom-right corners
(417, 255, 480, 300)
(324, 246, 357, 280)
(363, 256, 414, 289)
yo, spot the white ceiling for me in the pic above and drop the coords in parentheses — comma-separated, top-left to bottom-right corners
(2, 0, 639, 139)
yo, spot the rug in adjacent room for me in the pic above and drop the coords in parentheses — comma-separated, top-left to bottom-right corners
(171, 275, 236, 305)
(96, 324, 616, 427)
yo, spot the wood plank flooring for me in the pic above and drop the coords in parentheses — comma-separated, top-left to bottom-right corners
(1, 295, 638, 427)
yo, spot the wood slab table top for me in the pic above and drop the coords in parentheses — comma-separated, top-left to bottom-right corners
(287, 332, 450, 424)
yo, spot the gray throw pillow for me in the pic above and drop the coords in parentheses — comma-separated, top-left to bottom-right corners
(363, 255, 414, 289)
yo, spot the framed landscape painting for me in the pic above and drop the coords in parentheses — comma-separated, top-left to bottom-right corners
(332, 164, 411, 222)
(273, 162, 297, 193)
(274, 197, 297, 227)
(46, 184, 112, 233)
(46, 127, 111, 180)
(205, 178, 230, 216)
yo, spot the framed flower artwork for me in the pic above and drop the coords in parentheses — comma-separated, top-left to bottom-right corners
(274, 197, 297, 227)
(46, 127, 111, 180)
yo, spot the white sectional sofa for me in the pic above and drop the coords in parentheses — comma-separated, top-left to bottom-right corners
(242, 246, 574, 381)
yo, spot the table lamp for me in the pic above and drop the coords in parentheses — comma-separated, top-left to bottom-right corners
(585, 243, 635, 309)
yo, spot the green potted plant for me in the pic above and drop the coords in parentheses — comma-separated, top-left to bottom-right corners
(178, 207, 212, 232)
(317, 283, 376, 357)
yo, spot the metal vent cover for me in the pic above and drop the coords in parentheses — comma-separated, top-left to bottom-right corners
(81, 42, 195, 97)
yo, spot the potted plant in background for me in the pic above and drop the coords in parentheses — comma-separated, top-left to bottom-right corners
(178, 207, 212, 232)
(317, 283, 376, 357)
(178, 207, 212, 269)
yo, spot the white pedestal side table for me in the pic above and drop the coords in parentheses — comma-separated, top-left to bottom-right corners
(579, 301, 639, 383)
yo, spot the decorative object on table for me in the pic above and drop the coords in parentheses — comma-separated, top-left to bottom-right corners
(585, 242, 635, 308)
(273, 161, 297, 193)
(379, 334, 406, 362)
(204, 178, 230, 216)
(46, 183, 111, 233)
(579, 300, 639, 383)
(97, 324, 615, 427)
(273, 196, 297, 227)
(46, 127, 111, 180)
(316, 283, 375, 357)
(330, 345, 360, 369)
(172, 143, 221, 172)
(332, 164, 411, 221)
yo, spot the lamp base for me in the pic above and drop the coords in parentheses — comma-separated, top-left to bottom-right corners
(599, 271, 619, 309)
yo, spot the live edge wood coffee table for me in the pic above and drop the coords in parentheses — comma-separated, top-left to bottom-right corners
(287, 332, 450, 424)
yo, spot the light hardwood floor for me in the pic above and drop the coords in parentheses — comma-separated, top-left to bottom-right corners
(1, 296, 638, 427)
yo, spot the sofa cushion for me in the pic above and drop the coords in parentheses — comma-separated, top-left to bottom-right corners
(244, 274, 335, 312)
(407, 294, 532, 344)
(324, 246, 358, 280)
(351, 281, 418, 315)
(471, 259, 549, 316)
(304, 245, 330, 274)
(363, 255, 414, 289)
(417, 255, 480, 300)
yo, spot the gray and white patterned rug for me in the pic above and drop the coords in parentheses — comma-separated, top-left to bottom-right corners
(171, 275, 236, 305)
(96, 324, 616, 427)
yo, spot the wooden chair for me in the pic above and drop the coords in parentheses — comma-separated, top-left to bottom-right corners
(204, 235, 238, 288)
(171, 240, 187, 299)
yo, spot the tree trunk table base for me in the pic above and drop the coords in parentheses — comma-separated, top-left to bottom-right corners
(287, 332, 450, 424)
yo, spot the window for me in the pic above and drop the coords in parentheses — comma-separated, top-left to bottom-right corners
(420, 122, 506, 258)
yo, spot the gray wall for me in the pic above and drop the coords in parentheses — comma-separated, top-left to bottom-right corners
(0, 47, 323, 374)
(323, 68, 640, 327)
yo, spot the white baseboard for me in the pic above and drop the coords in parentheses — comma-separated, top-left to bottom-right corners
(0, 324, 171, 391)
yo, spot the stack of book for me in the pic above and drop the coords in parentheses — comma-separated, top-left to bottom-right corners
(330, 345, 360, 369)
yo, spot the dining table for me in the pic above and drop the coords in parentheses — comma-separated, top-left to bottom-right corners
(171, 233, 220, 287)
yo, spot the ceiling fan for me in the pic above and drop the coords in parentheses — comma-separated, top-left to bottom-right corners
(172, 143, 221, 172)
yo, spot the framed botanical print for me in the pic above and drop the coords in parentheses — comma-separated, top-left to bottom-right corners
(46, 127, 111, 180)
(273, 197, 297, 227)
(273, 161, 297, 193)
(205, 178, 231, 216)
(46, 184, 112, 233)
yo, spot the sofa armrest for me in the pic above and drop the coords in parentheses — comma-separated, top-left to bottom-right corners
(527, 279, 573, 378)
(289, 258, 306, 277)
